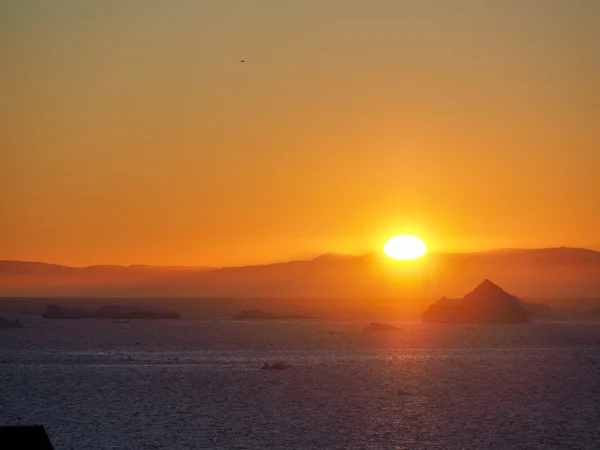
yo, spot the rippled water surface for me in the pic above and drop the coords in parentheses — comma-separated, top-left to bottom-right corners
(1, 319, 599, 449)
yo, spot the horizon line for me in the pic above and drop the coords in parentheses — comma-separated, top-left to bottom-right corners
(2, 245, 599, 270)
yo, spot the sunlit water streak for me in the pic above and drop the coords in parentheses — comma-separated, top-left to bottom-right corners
(1, 319, 599, 449)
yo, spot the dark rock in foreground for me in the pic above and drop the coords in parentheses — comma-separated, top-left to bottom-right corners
(42, 304, 180, 319)
(363, 322, 401, 332)
(422, 279, 530, 324)
(233, 309, 314, 320)
(0, 425, 55, 449)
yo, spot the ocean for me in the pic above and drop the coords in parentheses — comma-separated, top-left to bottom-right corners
(1, 319, 599, 449)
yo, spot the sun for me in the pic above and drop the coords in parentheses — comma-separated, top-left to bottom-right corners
(383, 234, 427, 260)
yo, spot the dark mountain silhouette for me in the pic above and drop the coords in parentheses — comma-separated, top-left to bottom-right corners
(1, 247, 600, 300)
(422, 280, 530, 323)
(0, 261, 212, 276)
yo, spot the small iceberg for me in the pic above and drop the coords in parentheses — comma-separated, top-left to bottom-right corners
(0, 316, 22, 329)
(233, 309, 314, 320)
(261, 361, 289, 371)
(43, 304, 180, 319)
(363, 322, 400, 332)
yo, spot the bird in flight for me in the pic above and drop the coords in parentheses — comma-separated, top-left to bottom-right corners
(240, 60, 246, 63)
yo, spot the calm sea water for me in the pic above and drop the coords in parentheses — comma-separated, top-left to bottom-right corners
(1, 319, 599, 449)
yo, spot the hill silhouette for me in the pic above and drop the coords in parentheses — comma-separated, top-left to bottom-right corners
(1, 247, 600, 299)
(422, 280, 530, 323)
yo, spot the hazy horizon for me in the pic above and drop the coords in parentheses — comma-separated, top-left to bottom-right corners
(4, 244, 600, 268)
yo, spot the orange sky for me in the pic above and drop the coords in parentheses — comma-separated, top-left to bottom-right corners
(2, 1, 599, 267)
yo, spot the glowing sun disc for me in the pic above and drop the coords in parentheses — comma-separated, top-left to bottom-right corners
(383, 235, 427, 260)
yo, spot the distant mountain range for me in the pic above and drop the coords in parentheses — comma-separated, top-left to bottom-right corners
(1, 247, 600, 299)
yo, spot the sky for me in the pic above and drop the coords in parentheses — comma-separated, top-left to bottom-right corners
(1, 0, 599, 267)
